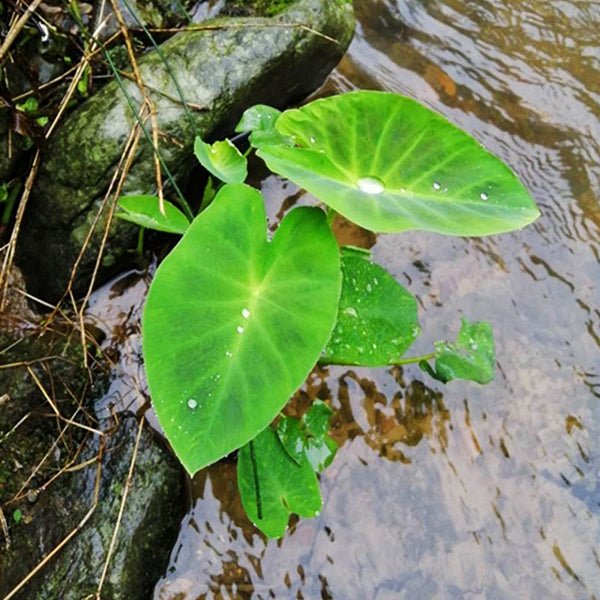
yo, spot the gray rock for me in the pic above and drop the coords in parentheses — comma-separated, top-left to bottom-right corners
(0, 327, 186, 600)
(16, 0, 355, 302)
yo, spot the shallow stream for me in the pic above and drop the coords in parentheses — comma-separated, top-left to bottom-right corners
(88, 1, 600, 598)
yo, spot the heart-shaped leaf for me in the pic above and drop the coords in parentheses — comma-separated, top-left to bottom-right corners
(142, 183, 341, 474)
(276, 401, 337, 471)
(321, 249, 420, 366)
(117, 195, 190, 234)
(194, 136, 247, 184)
(254, 91, 540, 236)
(237, 427, 322, 538)
(420, 318, 495, 384)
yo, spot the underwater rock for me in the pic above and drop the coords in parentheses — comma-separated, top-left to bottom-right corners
(0, 327, 186, 599)
(16, 0, 355, 303)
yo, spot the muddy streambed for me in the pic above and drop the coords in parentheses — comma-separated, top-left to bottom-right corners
(87, 1, 600, 598)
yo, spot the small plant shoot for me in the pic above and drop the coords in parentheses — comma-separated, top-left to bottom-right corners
(139, 91, 539, 538)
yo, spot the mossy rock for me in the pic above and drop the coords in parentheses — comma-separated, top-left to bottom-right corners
(0, 327, 186, 599)
(16, 0, 355, 303)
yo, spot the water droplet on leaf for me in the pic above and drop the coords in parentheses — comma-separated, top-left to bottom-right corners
(357, 176, 385, 195)
(433, 182, 441, 190)
(343, 307, 358, 318)
(242, 308, 250, 319)
(187, 398, 198, 409)
(480, 192, 489, 201)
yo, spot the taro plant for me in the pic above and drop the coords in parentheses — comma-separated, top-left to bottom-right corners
(119, 91, 539, 538)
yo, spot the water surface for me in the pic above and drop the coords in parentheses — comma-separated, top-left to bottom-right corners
(91, 1, 600, 597)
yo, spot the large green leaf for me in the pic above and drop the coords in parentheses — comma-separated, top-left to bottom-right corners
(142, 184, 341, 474)
(276, 401, 337, 472)
(117, 195, 190, 234)
(321, 249, 420, 366)
(420, 318, 495, 384)
(237, 427, 322, 539)
(194, 136, 247, 184)
(254, 91, 540, 236)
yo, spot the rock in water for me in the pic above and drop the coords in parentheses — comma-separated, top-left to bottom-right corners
(0, 328, 186, 599)
(16, 0, 355, 302)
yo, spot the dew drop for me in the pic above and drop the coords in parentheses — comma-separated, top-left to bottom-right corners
(366, 283, 372, 292)
(226, 350, 232, 357)
(480, 192, 489, 201)
(343, 307, 358, 318)
(358, 347, 364, 354)
(357, 176, 385, 195)
(310, 136, 316, 143)
(187, 398, 198, 410)
(372, 343, 377, 349)
(241, 308, 250, 319)
(237, 326, 244, 334)
(433, 182, 441, 190)
(373, 278, 379, 285)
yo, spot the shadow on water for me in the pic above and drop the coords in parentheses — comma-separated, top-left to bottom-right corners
(87, 0, 599, 598)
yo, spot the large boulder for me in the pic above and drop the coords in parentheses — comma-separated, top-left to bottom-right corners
(16, 0, 355, 302)
(0, 324, 186, 599)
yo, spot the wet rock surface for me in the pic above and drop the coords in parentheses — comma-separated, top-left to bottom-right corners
(16, 0, 355, 303)
(0, 324, 186, 599)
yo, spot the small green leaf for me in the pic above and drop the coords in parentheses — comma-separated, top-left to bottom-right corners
(194, 136, 247, 184)
(276, 416, 305, 465)
(238, 427, 322, 538)
(255, 91, 540, 236)
(236, 104, 292, 148)
(276, 401, 337, 472)
(305, 435, 338, 473)
(303, 400, 333, 438)
(321, 251, 420, 366)
(0, 184, 8, 204)
(143, 184, 341, 474)
(236, 105, 282, 134)
(12, 509, 22, 524)
(117, 195, 190, 234)
(421, 318, 495, 384)
(16, 97, 38, 114)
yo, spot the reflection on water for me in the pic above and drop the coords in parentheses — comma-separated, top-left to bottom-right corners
(91, 0, 600, 598)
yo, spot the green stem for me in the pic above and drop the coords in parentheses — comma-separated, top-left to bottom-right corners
(326, 206, 337, 227)
(136, 226, 144, 259)
(249, 440, 262, 520)
(319, 350, 437, 368)
(392, 351, 437, 366)
(1, 181, 22, 226)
